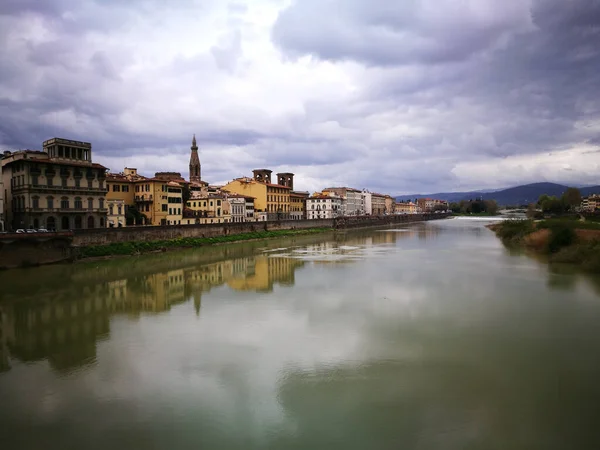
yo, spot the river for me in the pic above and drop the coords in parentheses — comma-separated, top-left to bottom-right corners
(1, 218, 600, 449)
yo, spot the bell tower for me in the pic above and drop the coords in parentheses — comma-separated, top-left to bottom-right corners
(189, 134, 201, 183)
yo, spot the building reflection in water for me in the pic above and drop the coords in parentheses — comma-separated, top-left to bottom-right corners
(0, 226, 438, 375)
(0, 253, 306, 374)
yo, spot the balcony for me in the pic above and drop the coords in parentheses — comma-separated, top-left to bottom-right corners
(135, 195, 153, 202)
(20, 207, 109, 213)
(13, 184, 108, 194)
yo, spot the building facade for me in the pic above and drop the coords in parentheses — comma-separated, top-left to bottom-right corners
(290, 191, 309, 220)
(371, 193, 386, 215)
(226, 195, 246, 223)
(107, 199, 126, 227)
(581, 194, 599, 212)
(184, 193, 228, 224)
(1, 138, 108, 231)
(134, 175, 184, 226)
(322, 187, 363, 216)
(223, 170, 291, 220)
(385, 195, 396, 215)
(307, 194, 343, 219)
(395, 201, 418, 214)
(362, 191, 372, 215)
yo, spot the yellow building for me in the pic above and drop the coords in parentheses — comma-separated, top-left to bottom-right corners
(134, 176, 184, 226)
(290, 191, 308, 220)
(106, 167, 144, 206)
(184, 193, 229, 224)
(395, 201, 418, 214)
(222, 169, 291, 220)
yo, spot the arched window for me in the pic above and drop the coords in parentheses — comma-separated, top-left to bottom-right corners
(47, 216, 56, 230)
(61, 216, 70, 230)
(74, 216, 82, 229)
(87, 216, 95, 229)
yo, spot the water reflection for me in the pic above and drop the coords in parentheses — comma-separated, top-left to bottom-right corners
(2, 228, 438, 374)
(2, 219, 600, 449)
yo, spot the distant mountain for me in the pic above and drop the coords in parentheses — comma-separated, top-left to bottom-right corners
(396, 182, 600, 206)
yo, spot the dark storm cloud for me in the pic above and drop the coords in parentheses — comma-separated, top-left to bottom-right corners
(273, 0, 600, 165)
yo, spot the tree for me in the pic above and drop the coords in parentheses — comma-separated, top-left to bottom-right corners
(126, 205, 148, 226)
(182, 184, 191, 205)
(561, 187, 581, 211)
(484, 200, 498, 215)
(526, 203, 537, 219)
(540, 196, 564, 215)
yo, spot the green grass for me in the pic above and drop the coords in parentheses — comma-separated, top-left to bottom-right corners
(79, 228, 333, 258)
(538, 218, 600, 231)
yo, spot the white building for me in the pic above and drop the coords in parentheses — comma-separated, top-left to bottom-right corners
(307, 194, 343, 219)
(226, 195, 246, 223)
(107, 199, 125, 227)
(362, 190, 372, 215)
(322, 187, 364, 216)
(244, 197, 255, 221)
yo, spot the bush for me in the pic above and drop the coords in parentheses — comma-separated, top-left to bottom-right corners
(546, 226, 576, 253)
(494, 220, 535, 243)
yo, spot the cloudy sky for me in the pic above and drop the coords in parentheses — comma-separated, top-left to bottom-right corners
(1, 0, 599, 194)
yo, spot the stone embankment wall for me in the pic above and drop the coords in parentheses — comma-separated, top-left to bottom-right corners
(0, 214, 448, 268)
(71, 219, 334, 247)
(0, 232, 74, 269)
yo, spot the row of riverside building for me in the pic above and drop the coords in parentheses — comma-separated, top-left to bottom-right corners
(0, 135, 445, 232)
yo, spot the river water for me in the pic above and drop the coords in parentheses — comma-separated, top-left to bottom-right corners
(1, 218, 600, 449)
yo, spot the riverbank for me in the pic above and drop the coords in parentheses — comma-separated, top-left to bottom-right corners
(77, 228, 333, 259)
(488, 219, 600, 273)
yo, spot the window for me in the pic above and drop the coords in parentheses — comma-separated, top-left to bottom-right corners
(117, 205, 122, 215)
(75, 197, 82, 209)
(62, 178, 68, 188)
(217, 200, 221, 206)
(88, 198, 94, 210)
(162, 204, 168, 212)
(47, 197, 54, 209)
(99, 198, 105, 209)
(32, 196, 39, 209)
(113, 184, 120, 192)
(61, 197, 69, 209)
(109, 205, 114, 215)
(87, 179, 93, 188)
(169, 208, 172, 215)
(122, 185, 129, 192)
(210, 201, 213, 207)
(32, 175, 39, 186)
(178, 208, 181, 215)
(75, 178, 80, 188)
